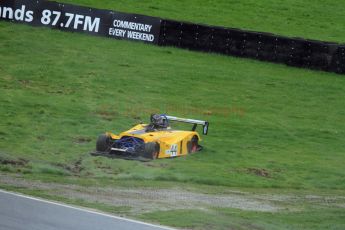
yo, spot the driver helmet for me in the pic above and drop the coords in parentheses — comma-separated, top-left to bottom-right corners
(151, 114, 168, 128)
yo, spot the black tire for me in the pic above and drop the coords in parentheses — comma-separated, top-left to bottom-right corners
(96, 134, 112, 152)
(143, 142, 160, 159)
(187, 136, 199, 153)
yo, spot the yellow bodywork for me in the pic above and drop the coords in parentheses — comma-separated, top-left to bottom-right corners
(107, 124, 201, 158)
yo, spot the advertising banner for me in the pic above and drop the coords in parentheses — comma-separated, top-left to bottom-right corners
(0, 0, 162, 44)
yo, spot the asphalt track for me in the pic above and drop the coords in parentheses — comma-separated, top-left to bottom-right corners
(0, 189, 175, 230)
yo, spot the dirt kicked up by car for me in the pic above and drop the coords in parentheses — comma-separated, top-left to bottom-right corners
(92, 114, 209, 160)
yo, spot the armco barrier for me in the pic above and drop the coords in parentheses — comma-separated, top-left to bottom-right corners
(0, 0, 344, 74)
(158, 19, 344, 74)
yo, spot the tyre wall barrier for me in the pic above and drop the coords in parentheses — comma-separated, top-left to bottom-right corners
(159, 19, 345, 74)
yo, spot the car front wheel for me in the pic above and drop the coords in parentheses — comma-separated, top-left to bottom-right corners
(96, 134, 113, 152)
(143, 142, 160, 159)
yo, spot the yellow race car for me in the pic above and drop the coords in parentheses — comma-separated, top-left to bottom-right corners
(94, 114, 209, 159)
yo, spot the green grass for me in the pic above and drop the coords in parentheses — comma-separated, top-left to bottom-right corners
(1, 1, 345, 229)
(141, 208, 345, 230)
(1, 22, 344, 190)
(59, 0, 345, 43)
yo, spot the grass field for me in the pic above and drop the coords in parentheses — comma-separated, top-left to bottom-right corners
(1, 1, 345, 229)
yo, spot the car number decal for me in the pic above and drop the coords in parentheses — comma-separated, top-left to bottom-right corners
(166, 144, 178, 157)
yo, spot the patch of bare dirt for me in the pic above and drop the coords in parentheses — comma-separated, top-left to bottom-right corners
(143, 162, 169, 168)
(0, 158, 29, 167)
(1, 174, 344, 215)
(53, 158, 84, 174)
(246, 168, 271, 178)
(73, 137, 92, 144)
(94, 108, 119, 121)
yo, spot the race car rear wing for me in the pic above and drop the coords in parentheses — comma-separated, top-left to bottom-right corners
(166, 115, 209, 135)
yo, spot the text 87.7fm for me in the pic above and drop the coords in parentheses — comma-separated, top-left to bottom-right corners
(40, 9, 100, 32)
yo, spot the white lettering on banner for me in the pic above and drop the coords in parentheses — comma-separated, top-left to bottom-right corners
(0, 5, 100, 32)
(40, 10, 100, 32)
(0, 5, 34, 22)
(109, 28, 126, 37)
(127, 31, 154, 42)
(113, 20, 152, 32)
(0, 3, 158, 43)
(109, 19, 156, 42)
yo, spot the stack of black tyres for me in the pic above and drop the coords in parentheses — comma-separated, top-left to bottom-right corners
(158, 19, 344, 74)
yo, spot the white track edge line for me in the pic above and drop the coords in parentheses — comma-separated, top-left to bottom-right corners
(0, 189, 176, 230)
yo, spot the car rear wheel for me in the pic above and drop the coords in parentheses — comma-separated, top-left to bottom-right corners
(187, 136, 199, 153)
(96, 134, 113, 152)
(143, 142, 160, 159)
